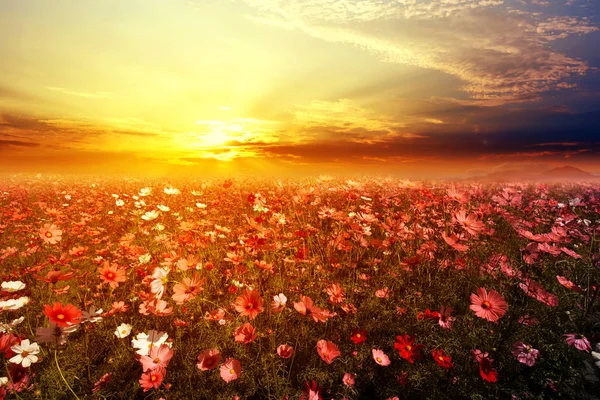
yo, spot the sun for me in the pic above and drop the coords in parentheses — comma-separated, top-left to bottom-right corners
(201, 128, 230, 147)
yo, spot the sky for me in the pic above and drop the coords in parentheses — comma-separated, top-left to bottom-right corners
(0, 0, 599, 178)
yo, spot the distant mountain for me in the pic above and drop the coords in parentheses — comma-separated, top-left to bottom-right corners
(545, 166, 594, 179)
(463, 165, 599, 183)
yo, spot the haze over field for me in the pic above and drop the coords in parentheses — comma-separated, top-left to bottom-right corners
(0, 0, 599, 177)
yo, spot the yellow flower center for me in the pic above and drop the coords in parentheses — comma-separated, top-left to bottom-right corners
(45, 231, 53, 238)
(229, 368, 235, 375)
(481, 301, 491, 309)
(376, 357, 382, 363)
(57, 314, 65, 320)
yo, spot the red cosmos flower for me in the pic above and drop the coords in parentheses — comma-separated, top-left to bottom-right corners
(35, 269, 74, 284)
(417, 309, 440, 320)
(300, 380, 323, 400)
(394, 334, 423, 364)
(0, 333, 18, 358)
(472, 350, 498, 382)
(43, 302, 82, 327)
(98, 262, 126, 289)
(469, 288, 508, 322)
(233, 323, 257, 344)
(196, 349, 221, 371)
(478, 357, 498, 382)
(350, 328, 367, 345)
(233, 289, 264, 320)
(431, 349, 453, 369)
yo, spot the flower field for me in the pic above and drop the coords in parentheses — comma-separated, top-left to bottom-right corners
(1, 175, 599, 399)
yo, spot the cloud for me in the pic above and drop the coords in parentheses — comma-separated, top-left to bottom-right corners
(243, 0, 598, 104)
(45, 87, 112, 99)
(0, 139, 40, 149)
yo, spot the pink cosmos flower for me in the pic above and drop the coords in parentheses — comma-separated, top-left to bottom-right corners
(469, 288, 508, 322)
(271, 293, 287, 313)
(139, 343, 174, 372)
(563, 333, 591, 352)
(39, 224, 62, 244)
(511, 342, 539, 366)
(220, 358, 241, 383)
(196, 349, 221, 371)
(342, 373, 356, 387)
(372, 348, 391, 366)
(438, 306, 455, 330)
(277, 344, 294, 359)
(556, 276, 582, 293)
(139, 369, 164, 392)
(316, 340, 341, 364)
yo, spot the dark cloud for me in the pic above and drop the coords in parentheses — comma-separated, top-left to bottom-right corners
(0, 139, 40, 149)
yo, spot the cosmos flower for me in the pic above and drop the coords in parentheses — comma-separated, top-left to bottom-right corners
(9, 339, 40, 368)
(469, 288, 508, 322)
(372, 349, 391, 366)
(139, 369, 164, 392)
(114, 323, 132, 339)
(1, 281, 26, 293)
(316, 340, 341, 364)
(394, 334, 423, 364)
(39, 223, 62, 244)
(220, 358, 241, 383)
(139, 343, 174, 372)
(563, 333, 591, 352)
(233, 323, 257, 344)
(342, 373, 356, 387)
(132, 330, 170, 356)
(233, 289, 264, 320)
(432, 349, 453, 369)
(36, 322, 78, 345)
(511, 342, 539, 366)
(43, 302, 82, 327)
(196, 349, 221, 371)
(271, 293, 287, 313)
(350, 328, 367, 345)
(98, 262, 126, 289)
(277, 344, 294, 359)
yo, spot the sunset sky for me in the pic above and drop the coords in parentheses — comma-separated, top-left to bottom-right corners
(1, 0, 599, 178)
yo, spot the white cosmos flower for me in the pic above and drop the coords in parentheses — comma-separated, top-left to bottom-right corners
(163, 187, 180, 195)
(9, 339, 40, 368)
(157, 204, 170, 212)
(115, 199, 125, 207)
(0, 316, 25, 333)
(141, 210, 160, 221)
(131, 330, 170, 356)
(139, 254, 151, 264)
(115, 323, 132, 338)
(139, 187, 152, 197)
(1, 281, 26, 292)
(0, 296, 29, 311)
(592, 343, 600, 368)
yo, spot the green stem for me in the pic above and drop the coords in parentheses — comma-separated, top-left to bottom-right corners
(54, 349, 80, 400)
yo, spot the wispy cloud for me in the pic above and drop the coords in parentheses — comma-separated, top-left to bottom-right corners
(45, 86, 112, 99)
(243, 0, 598, 104)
